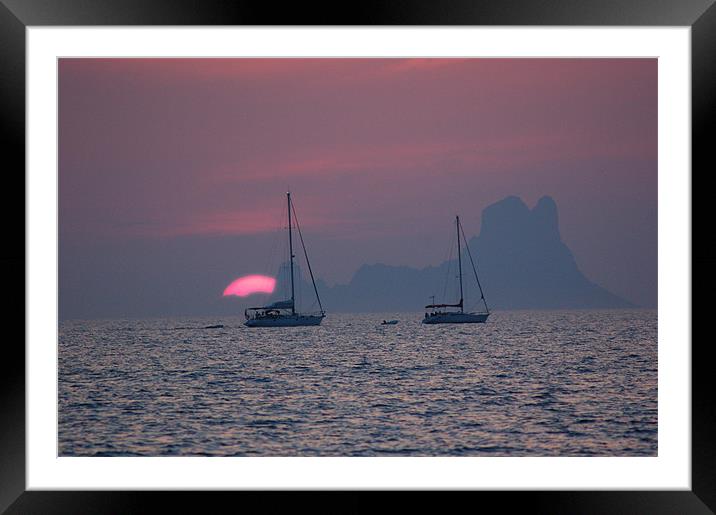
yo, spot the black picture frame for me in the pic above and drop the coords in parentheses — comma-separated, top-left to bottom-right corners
(2, 0, 711, 512)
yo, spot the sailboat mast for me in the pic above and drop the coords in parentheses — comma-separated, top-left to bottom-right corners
(457, 215, 464, 313)
(287, 192, 295, 314)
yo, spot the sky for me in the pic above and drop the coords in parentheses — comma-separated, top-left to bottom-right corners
(59, 58, 657, 318)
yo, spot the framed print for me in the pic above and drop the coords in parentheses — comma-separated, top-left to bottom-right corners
(3, 0, 712, 512)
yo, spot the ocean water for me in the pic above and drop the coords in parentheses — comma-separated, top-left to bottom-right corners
(58, 310, 657, 457)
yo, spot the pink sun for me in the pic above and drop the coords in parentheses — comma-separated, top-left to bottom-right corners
(222, 275, 276, 297)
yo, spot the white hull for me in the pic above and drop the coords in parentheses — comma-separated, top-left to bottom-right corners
(244, 314, 324, 327)
(422, 312, 489, 324)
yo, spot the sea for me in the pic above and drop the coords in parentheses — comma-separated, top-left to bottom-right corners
(58, 310, 657, 457)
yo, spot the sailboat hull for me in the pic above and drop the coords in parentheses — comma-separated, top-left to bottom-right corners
(422, 312, 489, 324)
(244, 314, 325, 327)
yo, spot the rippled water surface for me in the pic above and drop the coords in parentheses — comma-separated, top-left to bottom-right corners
(59, 310, 657, 456)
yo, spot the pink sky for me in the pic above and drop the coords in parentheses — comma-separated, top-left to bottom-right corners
(59, 58, 656, 307)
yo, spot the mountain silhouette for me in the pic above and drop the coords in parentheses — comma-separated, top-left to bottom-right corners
(318, 195, 632, 311)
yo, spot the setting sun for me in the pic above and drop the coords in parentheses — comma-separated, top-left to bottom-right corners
(222, 275, 276, 297)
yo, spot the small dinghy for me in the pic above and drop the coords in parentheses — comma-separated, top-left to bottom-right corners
(381, 320, 399, 325)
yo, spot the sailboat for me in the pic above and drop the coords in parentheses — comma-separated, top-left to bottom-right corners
(244, 192, 326, 327)
(422, 215, 490, 324)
